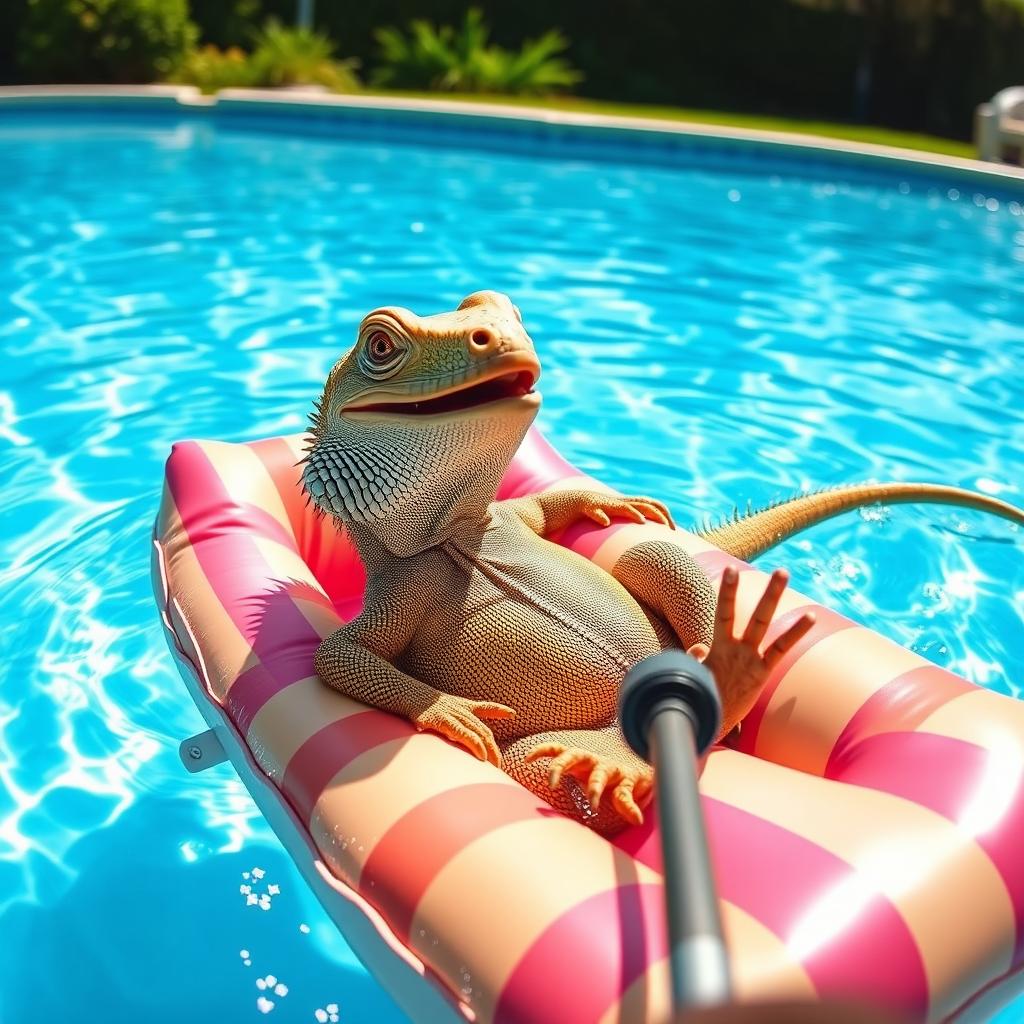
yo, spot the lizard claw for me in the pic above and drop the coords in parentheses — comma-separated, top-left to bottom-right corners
(582, 495, 675, 530)
(525, 743, 654, 826)
(414, 695, 515, 768)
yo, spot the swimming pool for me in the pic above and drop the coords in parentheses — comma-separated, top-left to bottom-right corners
(0, 97, 1022, 1023)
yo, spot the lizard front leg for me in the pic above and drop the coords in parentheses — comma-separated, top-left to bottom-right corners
(610, 539, 717, 652)
(316, 618, 515, 766)
(501, 487, 674, 536)
(502, 726, 654, 835)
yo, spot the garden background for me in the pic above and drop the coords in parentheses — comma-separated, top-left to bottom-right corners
(1, 0, 1023, 145)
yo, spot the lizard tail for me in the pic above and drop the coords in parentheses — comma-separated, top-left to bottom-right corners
(696, 483, 1024, 561)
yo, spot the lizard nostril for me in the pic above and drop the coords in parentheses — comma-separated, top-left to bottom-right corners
(469, 328, 493, 350)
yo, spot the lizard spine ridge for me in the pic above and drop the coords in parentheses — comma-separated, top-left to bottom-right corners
(696, 483, 1024, 561)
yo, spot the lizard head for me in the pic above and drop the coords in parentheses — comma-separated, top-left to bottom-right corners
(303, 290, 541, 555)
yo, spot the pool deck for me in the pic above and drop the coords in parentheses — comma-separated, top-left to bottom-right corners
(3, 83, 1024, 195)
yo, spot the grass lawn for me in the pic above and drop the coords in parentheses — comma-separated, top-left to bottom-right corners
(369, 90, 977, 160)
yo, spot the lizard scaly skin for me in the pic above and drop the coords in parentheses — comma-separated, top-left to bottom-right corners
(303, 290, 1024, 834)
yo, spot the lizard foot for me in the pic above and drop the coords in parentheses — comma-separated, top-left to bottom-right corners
(414, 694, 515, 767)
(579, 494, 675, 530)
(524, 743, 654, 826)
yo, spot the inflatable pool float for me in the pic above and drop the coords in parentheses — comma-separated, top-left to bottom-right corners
(152, 427, 1024, 1023)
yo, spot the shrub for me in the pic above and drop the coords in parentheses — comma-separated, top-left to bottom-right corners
(247, 19, 360, 90)
(170, 19, 361, 93)
(484, 29, 583, 95)
(372, 8, 581, 95)
(18, 0, 197, 83)
(168, 44, 255, 93)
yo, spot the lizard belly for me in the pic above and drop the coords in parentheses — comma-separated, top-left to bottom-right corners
(400, 535, 663, 738)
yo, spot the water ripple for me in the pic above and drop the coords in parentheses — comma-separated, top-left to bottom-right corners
(0, 113, 1021, 1021)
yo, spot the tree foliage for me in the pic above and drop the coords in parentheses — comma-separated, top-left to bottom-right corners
(17, 0, 197, 83)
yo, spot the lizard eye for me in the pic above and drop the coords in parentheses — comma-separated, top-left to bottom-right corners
(359, 326, 408, 379)
(367, 330, 396, 362)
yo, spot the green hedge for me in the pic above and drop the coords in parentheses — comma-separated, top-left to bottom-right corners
(865, 0, 1024, 138)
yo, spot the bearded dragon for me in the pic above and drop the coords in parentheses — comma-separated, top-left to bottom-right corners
(302, 290, 1024, 833)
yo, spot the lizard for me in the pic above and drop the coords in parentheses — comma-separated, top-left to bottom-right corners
(302, 290, 1024, 834)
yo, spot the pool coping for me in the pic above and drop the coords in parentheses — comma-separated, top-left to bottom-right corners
(3, 83, 1024, 194)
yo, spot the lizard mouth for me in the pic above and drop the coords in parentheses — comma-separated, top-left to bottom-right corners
(346, 367, 539, 417)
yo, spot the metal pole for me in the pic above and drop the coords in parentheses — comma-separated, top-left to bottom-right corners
(649, 700, 731, 1007)
(297, 0, 313, 30)
(620, 651, 732, 1014)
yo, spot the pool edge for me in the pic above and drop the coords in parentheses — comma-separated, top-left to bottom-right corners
(2, 83, 1023, 192)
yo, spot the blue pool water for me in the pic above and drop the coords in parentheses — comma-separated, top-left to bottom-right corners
(0, 107, 1022, 1023)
